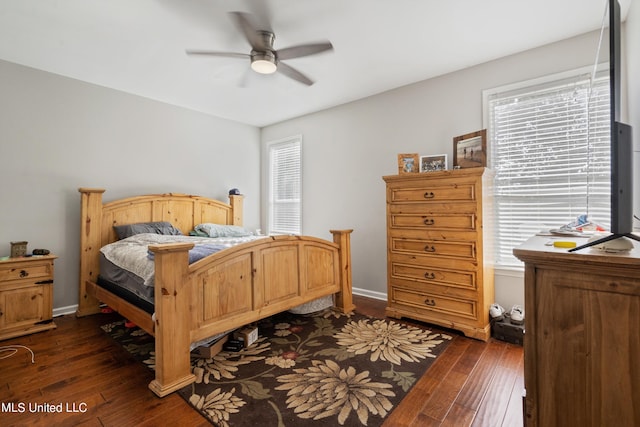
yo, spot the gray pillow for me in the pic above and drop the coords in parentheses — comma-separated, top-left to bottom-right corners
(193, 223, 252, 238)
(114, 221, 183, 240)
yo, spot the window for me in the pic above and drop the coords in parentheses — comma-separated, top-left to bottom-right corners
(485, 68, 610, 267)
(267, 136, 301, 235)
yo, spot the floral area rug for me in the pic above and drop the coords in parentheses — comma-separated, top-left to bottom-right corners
(102, 309, 452, 427)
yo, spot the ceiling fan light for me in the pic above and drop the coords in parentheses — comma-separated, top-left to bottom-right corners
(251, 59, 277, 74)
(250, 50, 277, 74)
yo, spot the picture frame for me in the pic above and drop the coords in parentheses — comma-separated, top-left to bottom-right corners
(397, 153, 419, 174)
(420, 154, 448, 172)
(453, 129, 487, 169)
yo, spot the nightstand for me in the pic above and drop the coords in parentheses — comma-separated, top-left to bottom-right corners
(0, 255, 57, 340)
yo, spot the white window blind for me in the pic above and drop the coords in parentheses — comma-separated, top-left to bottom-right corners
(268, 136, 301, 235)
(486, 70, 611, 267)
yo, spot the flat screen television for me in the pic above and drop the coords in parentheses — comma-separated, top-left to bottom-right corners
(571, 0, 638, 251)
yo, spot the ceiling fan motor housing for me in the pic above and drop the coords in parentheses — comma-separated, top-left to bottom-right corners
(250, 31, 277, 74)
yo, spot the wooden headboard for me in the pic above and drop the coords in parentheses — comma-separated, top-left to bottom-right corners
(77, 188, 243, 316)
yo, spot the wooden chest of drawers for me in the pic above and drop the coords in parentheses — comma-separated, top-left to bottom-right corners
(383, 168, 494, 341)
(0, 255, 57, 340)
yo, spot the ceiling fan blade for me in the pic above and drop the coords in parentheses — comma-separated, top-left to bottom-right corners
(277, 62, 314, 86)
(247, 0, 272, 33)
(229, 11, 265, 50)
(277, 42, 333, 60)
(185, 50, 249, 60)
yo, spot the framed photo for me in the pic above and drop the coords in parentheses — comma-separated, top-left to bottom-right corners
(453, 129, 487, 168)
(420, 154, 448, 172)
(397, 153, 419, 174)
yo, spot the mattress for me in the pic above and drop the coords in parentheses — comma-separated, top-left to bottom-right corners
(97, 233, 259, 308)
(99, 253, 155, 309)
(97, 232, 334, 315)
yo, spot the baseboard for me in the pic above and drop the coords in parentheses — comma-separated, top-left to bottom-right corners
(352, 287, 387, 301)
(54, 305, 78, 317)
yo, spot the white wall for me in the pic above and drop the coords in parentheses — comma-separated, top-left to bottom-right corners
(262, 30, 615, 309)
(0, 59, 261, 311)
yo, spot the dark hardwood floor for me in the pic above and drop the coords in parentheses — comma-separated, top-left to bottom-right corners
(0, 295, 524, 426)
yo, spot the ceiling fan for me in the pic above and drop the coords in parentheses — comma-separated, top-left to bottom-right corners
(186, 11, 333, 86)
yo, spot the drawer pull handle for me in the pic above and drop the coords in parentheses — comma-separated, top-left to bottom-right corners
(424, 272, 436, 280)
(19, 270, 28, 278)
(424, 298, 436, 306)
(423, 218, 435, 226)
(424, 192, 435, 199)
(424, 245, 436, 252)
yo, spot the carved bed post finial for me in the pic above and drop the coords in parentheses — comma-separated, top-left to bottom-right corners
(77, 188, 106, 317)
(330, 229, 355, 313)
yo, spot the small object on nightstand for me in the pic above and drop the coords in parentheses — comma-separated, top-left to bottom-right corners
(32, 249, 50, 256)
(10, 241, 28, 258)
(553, 241, 577, 248)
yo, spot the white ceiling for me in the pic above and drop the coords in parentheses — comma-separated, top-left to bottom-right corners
(0, 0, 632, 127)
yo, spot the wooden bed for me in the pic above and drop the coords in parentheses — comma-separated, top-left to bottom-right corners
(77, 188, 354, 397)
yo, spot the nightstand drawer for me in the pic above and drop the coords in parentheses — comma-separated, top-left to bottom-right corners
(0, 261, 53, 282)
(0, 285, 52, 329)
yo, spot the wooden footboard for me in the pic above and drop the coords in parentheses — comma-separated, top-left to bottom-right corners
(77, 188, 353, 397)
(148, 231, 353, 397)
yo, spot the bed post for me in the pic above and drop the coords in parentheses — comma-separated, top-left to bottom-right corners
(229, 194, 243, 225)
(330, 229, 355, 313)
(147, 242, 196, 397)
(77, 188, 106, 317)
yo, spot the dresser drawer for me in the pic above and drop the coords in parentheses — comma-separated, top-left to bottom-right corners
(0, 261, 53, 283)
(388, 182, 476, 204)
(390, 237, 476, 260)
(389, 286, 478, 320)
(389, 212, 476, 231)
(390, 261, 476, 290)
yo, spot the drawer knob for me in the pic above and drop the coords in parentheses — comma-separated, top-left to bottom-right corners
(423, 218, 435, 226)
(424, 272, 436, 280)
(424, 191, 435, 199)
(424, 298, 436, 306)
(19, 270, 28, 278)
(424, 245, 436, 253)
